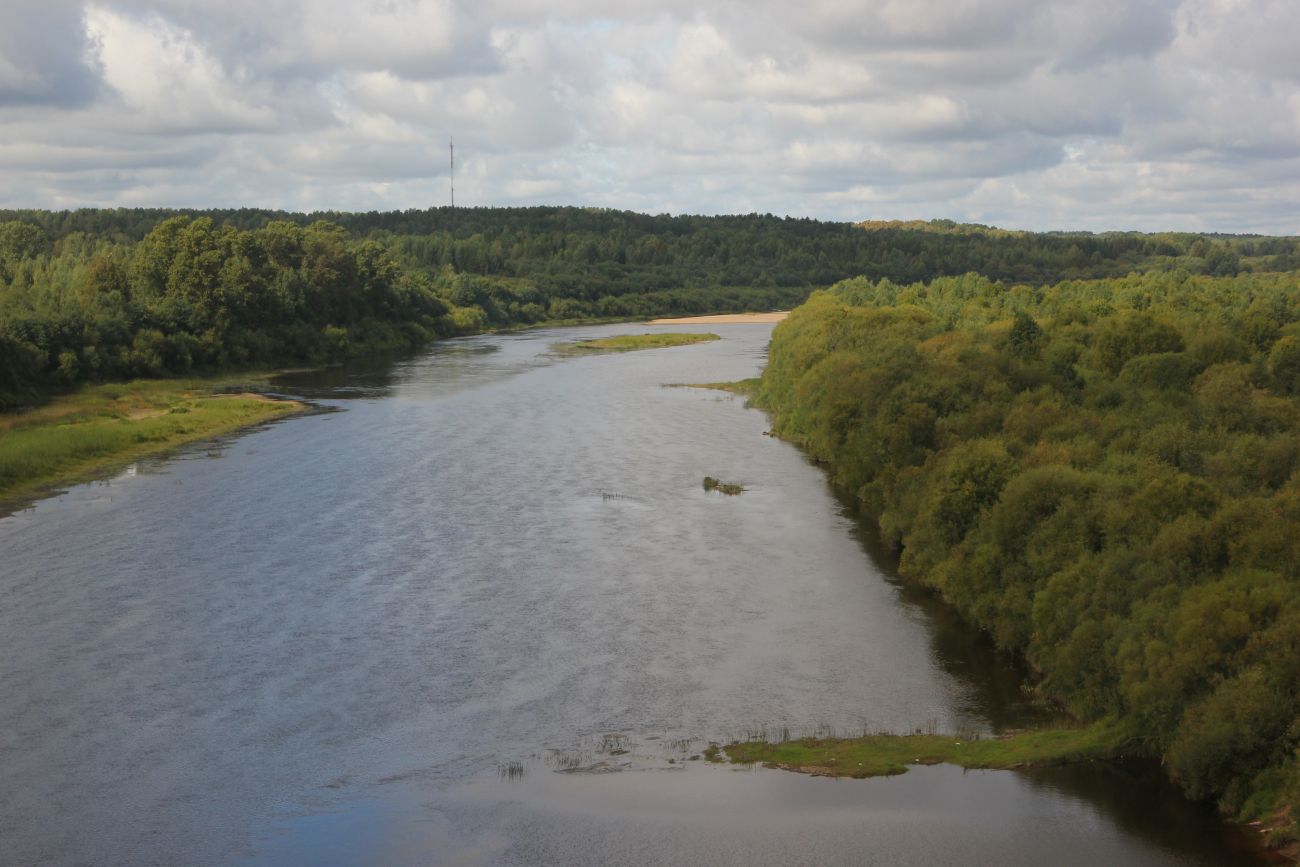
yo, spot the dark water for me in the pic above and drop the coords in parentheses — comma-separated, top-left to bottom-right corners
(0, 324, 1279, 865)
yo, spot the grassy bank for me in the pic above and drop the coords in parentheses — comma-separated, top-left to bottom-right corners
(553, 332, 720, 354)
(709, 720, 1132, 778)
(0, 377, 304, 509)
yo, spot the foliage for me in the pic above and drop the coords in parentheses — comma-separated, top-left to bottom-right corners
(5, 208, 1294, 291)
(0, 217, 462, 408)
(756, 270, 1300, 839)
(4, 207, 1297, 409)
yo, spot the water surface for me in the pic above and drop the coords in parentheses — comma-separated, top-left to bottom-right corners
(0, 323, 1277, 865)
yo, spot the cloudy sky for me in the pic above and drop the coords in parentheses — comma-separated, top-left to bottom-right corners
(1, 0, 1297, 231)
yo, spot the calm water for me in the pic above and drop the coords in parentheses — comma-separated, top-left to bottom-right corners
(0, 323, 1277, 865)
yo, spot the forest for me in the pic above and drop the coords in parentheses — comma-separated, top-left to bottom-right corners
(0, 211, 810, 409)
(4, 206, 1300, 410)
(755, 269, 1300, 842)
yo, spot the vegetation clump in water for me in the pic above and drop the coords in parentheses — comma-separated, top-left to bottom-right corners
(708, 721, 1130, 779)
(554, 332, 720, 354)
(677, 378, 760, 396)
(703, 476, 744, 495)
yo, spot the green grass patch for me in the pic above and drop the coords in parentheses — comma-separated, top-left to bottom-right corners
(553, 332, 720, 354)
(710, 720, 1133, 778)
(0, 377, 304, 508)
(677, 378, 760, 395)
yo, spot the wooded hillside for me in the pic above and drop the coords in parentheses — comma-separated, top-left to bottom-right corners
(757, 269, 1300, 842)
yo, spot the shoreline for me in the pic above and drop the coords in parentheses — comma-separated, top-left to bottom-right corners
(0, 377, 307, 516)
(0, 312, 774, 514)
(710, 726, 1297, 862)
(645, 312, 789, 324)
(740, 347, 1300, 861)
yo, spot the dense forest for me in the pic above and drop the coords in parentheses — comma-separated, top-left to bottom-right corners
(4, 206, 1300, 410)
(756, 269, 1300, 842)
(5, 206, 1298, 289)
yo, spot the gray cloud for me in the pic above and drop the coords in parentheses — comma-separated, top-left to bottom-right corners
(0, 0, 1296, 231)
(0, 1, 101, 106)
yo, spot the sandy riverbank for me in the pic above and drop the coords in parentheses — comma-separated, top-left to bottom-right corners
(645, 312, 789, 325)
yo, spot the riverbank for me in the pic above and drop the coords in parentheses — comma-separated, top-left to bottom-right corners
(711, 722, 1296, 859)
(5, 318, 1285, 866)
(645, 312, 789, 324)
(0, 377, 305, 511)
(0, 314, 746, 510)
(751, 284, 1300, 857)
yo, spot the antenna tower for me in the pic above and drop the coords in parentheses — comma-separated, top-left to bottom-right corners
(449, 137, 455, 209)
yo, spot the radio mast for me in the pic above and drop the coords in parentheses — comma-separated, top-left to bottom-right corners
(449, 137, 455, 209)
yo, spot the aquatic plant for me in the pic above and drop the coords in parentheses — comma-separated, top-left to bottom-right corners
(703, 476, 744, 495)
(711, 720, 1132, 779)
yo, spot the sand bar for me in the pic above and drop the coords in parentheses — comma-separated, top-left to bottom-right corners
(645, 311, 789, 325)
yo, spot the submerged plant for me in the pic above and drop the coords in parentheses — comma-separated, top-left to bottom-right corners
(496, 760, 527, 781)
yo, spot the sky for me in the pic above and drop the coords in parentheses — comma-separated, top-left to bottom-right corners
(0, 0, 1297, 232)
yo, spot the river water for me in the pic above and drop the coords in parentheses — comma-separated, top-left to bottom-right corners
(0, 323, 1279, 865)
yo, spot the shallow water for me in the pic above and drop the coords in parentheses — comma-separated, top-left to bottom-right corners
(0, 323, 1277, 865)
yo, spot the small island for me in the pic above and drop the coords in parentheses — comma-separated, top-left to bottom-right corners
(706, 721, 1128, 779)
(703, 476, 744, 495)
(553, 332, 720, 354)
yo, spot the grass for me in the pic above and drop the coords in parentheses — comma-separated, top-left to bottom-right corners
(666, 378, 760, 395)
(709, 720, 1133, 778)
(553, 332, 720, 354)
(0, 377, 304, 508)
(703, 476, 745, 495)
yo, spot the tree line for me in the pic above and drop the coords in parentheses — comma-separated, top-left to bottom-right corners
(756, 268, 1300, 842)
(0, 212, 808, 408)
(4, 206, 1300, 410)
(1, 217, 452, 408)
(5, 206, 1297, 287)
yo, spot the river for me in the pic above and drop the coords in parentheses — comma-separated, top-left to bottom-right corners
(0, 322, 1279, 865)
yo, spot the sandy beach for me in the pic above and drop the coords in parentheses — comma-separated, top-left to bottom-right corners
(645, 311, 789, 325)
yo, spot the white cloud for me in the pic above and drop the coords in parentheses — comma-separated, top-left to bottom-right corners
(85, 6, 277, 133)
(0, 0, 1296, 231)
